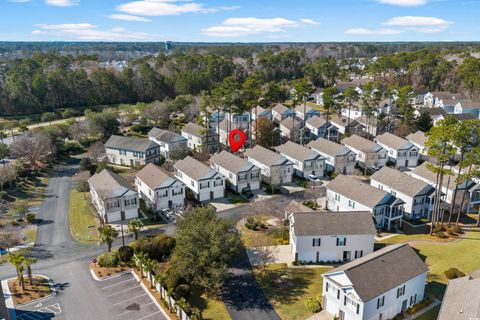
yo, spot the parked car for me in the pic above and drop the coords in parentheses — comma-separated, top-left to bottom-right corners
(241, 187, 254, 199)
(308, 174, 320, 182)
(161, 209, 174, 221)
(0, 247, 8, 255)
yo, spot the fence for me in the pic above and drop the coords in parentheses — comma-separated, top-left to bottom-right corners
(143, 269, 192, 320)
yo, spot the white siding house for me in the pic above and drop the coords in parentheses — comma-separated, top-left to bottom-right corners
(295, 104, 321, 121)
(308, 138, 356, 175)
(289, 211, 375, 264)
(148, 128, 187, 159)
(88, 169, 139, 223)
(173, 156, 225, 202)
(342, 135, 388, 171)
(251, 105, 272, 121)
(326, 175, 404, 230)
(271, 103, 294, 123)
(406, 131, 427, 158)
(322, 244, 428, 320)
(244, 145, 293, 185)
(375, 132, 419, 168)
(135, 163, 185, 211)
(181, 122, 216, 152)
(210, 151, 261, 193)
(275, 141, 325, 179)
(105, 135, 160, 167)
(305, 116, 338, 141)
(370, 167, 435, 220)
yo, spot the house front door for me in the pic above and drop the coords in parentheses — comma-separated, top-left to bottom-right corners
(405, 159, 409, 167)
(210, 191, 214, 200)
(130, 159, 134, 167)
(343, 251, 351, 261)
(323, 296, 327, 310)
(339, 310, 345, 320)
(316, 252, 319, 263)
(402, 299, 408, 312)
(121, 210, 125, 221)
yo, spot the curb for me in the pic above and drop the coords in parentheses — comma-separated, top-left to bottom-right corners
(132, 271, 172, 320)
(14, 274, 57, 308)
(89, 267, 132, 282)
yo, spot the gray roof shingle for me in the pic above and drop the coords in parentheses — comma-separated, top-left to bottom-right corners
(292, 211, 376, 236)
(375, 132, 411, 150)
(308, 138, 352, 157)
(342, 134, 383, 153)
(272, 103, 290, 114)
(327, 244, 428, 302)
(306, 115, 327, 128)
(136, 163, 178, 190)
(438, 275, 480, 320)
(174, 156, 220, 181)
(88, 169, 134, 199)
(371, 167, 434, 197)
(148, 128, 186, 144)
(275, 141, 324, 162)
(406, 131, 426, 148)
(105, 135, 158, 152)
(244, 145, 292, 167)
(210, 151, 257, 174)
(327, 175, 391, 208)
(181, 122, 205, 137)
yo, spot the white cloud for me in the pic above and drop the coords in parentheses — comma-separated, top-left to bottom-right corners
(32, 23, 152, 41)
(45, 0, 79, 6)
(383, 16, 452, 27)
(300, 18, 321, 25)
(376, 0, 427, 6)
(109, 14, 152, 22)
(201, 17, 319, 37)
(345, 28, 404, 35)
(116, 0, 238, 16)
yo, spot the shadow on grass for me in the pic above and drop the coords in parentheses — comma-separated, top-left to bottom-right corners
(425, 281, 446, 300)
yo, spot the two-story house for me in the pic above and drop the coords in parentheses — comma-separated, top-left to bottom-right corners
(322, 243, 428, 320)
(271, 103, 294, 123)
(251, 105, 272, 121)
(326, 175, 404, 230)
(288, 211, 375, 264)
(279, 117, 302, 142)
(105, 135, 160, 167)
(295, 104, 321, 121)
(305, 116, 338, 141)
(406, 131, 427, 158)
(275, 141, 325, 179)
(371, 167, 435, 220)
(308, 138, 356, 175)
(210, 151, 261, 193)
(330, 115, 359, 136)
(181, 122, 216, 152)
(173, 156, 225, 202)
(244, 145, 293, 185)
(135, 163, 186, 211)
(341, 135, 388, 171)
(375, 132, 419, 168)
(88, 169, 139, 223)
(216, 119, 244, 146)
(148, 127, 187, 159)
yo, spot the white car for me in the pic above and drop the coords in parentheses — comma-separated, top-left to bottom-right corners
(308, 174, 320, 182)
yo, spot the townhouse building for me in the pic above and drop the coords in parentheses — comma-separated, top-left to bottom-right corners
(308, 138, 356, 175)
(271, 103, 294, 123)
(148, 127, 187, 159)
(275, 141, 325, 179)
(244, 145, 293, 185)
(374, 132, 419, 168)
(105, 135, 160, 167)
(341, 135, 388, 171)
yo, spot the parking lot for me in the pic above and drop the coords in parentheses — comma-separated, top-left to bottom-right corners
(15, 296, 64, 320)
(96, 272, 166, 320)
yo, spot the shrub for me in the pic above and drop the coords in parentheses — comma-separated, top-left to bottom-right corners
(433, 224, 446, 233)
(131, 234, 176, 262)
(245, 216, 265, 231)
(63, 140, 85, 155)
(174, 284, 191, 299)
(129, 124, 153, 135)
(98, 252, 119, 268)
(117, 246, 134, 263)
(435, 231, 447, 238)
(444, 267, 465, 279)
(304, 297, 322, 313)
(452, 226, 464, 234)
(26, 213, 36, 223)
(406, 298, 432, 315)
(0, 191, 7, 199)
(303, 200, 316, 209)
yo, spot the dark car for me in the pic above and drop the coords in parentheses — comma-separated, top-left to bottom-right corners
(0, 247, 8, 255)
(241, 187, 254, 199)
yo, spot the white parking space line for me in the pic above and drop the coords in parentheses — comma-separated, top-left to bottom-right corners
(112, 293, 147, 306)
(107, 286, 143, 297)
(101, 278, 135, 290)
(117, 302, 154, 317)
(137, 311, 161, 320)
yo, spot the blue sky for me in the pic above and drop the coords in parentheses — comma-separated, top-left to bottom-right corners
(0, 0, 479, 42)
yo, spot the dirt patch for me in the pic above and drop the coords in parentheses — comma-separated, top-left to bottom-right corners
(90, 262, 131, 279)
(8, 276, 52, 306)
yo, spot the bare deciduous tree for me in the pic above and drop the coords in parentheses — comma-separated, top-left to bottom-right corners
(0, 163, 17, 190)
(9, 134, 53, 170)
(88, 141, 105, 162)
(251, 237, 275, 270)
(73, 170, 91, 198)
(145, 101, 169, 125)
(68, 120, 89, 142)
(0, 231, 23, 253)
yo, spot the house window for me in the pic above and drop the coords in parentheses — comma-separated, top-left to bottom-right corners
(229, 173, 233, 180)
(119, 149, 127, 155)
(377, 296, 385, 309)
(348, 200, 355, 209)
(391, 190, 396, 196)
(337, 289, 340, 299)
(191, 180, 195, 187)
(175, 169, 183, 179)
(397, 285, 406, 298)
(159, 190, 168, 197)
(354, 250, 363, 258)
(336, 237, 346, 246)
(213, 179, 223, 187)
(312, 238, 321, 247)
(335, 194, 341, 201)
(326, 282, 329, 292)
(200, 182, 210, 189)
(172, 188, 183, 196)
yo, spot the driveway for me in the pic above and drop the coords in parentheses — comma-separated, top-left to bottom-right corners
(246, 245, 293, 266)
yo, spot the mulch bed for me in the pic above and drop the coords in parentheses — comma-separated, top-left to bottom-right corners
(8, 276, 52, 306)
(90, 262, 131, 279)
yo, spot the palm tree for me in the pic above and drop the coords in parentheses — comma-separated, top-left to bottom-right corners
(127, 219, 144, 240)
(8, 254, 26, 290)
(97, 225, 118, 252)
(133, 252, 148, 278)
(154, 272, 168, 299)
(143, 258, 157, 289)
(23, 257, 37, 284)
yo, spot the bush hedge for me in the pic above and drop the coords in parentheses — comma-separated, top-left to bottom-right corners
(131, 234, 175, 262)
(117, 246, 134, 263)
(98, 252, 119, 268)
(304, 297, 322, 313)
(444, 267, 465, 279)
(26, 213, 36, 223)
(406, 297, 431, 315)
(174, 284, 191, 299)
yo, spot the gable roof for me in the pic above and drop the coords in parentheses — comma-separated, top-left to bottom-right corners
(371, 167, 434, 197)
(272, 103, 290, 114)
(105, 135, 158, 152)
(174, 156, 221, 181)
(148, 128, 186, 144)
(244, 145, 291, 167)
(438, 275, 480, 320)
(280, 116, 302, 130)
(218, 119, 242, 132)
(210, 151, 257, 174)
(88, 169, 134, 199)
(411, 162, 475, 190)
(417, 107, 447, 117)
(136, 163, 179, 190)
(330, 115, 358, 128)
(406, 131, 426, 148)
(295, 104, 316, 114)
(308, 138, 352, 157)
(292, 211, 376, 236)
(306, 115, 327, 128)
(327, 175, 392, 208)
(342, 134, 384, 153)
(181, 122, 205, 137)
(275, 141, 323, 162)
(284, 200, 314, 214)
(251, 105, 269, 115)
(375, 132, 411, 150)
(326, 244, 428, 302)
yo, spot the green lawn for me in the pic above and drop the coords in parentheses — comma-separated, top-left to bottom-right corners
(226, 191, 249, 205)
(414, 305, 440, 320)
(69, 189, 99, 243)
(188, 288, 231, 320)
(253, 264, 331, 320)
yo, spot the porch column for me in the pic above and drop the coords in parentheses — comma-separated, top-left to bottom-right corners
(387, 219, 391, 231)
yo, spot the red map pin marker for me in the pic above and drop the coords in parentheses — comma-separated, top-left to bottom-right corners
(228, 129, 246, 152)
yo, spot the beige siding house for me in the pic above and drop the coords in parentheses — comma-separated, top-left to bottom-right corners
(244, 145, 293, 185)
(275, 141, 325, 178)
(308, 138, 356, 175)
(342, 134, 388, 171)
